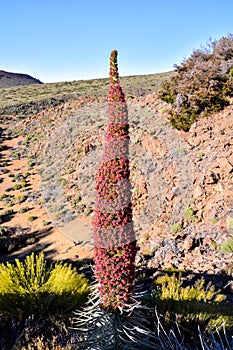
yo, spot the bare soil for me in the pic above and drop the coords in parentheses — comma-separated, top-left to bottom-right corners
(0, 130, 93, 263)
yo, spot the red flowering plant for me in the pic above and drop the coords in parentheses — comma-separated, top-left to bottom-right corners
(93, 50, 137, 310)
(72, 51, 154, 350)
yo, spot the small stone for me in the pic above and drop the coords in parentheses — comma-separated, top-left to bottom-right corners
(181, 238, 194, 251)
(193, 185, 203, 197)
(0, 167, 9, 174)
(219, 157, 233, 173)
(227, 154, 233, 166)
(217, 182, 225, 192)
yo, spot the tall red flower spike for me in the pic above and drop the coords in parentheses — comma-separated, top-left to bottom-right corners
(93, 50, 137, 310)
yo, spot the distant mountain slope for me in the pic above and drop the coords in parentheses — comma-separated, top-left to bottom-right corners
(0, 71, 174, 116)
(0, 70, 43, 88)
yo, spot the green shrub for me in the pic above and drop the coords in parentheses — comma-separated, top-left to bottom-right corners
(221, 237, 233, 253)
(168, 107, 197, 131)
(0, 252, 90, 319)
(27, 215, 37, 222)
(0, 194, 15, 206)
(227, 218, 233, 231)
(14, 173, 23, 181)
(159, 34, 233, 131)
(145, 273, 233, 341)
(15, 193, 26, 204)
(0, 194, 7, 201)
(170, 223, 182, 233)
(13, 181, 27, 190)
(230, 67, 233, 79)
(18, 206, 31, 213)
(154, 274, 226, 303)
(184, 207, 199, 222)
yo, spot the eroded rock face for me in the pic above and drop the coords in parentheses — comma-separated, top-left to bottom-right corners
(137, 97, 233, 275)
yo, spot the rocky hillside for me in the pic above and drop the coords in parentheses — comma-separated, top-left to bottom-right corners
(1, 93, 232, 287)
(0, 70, 43, 88)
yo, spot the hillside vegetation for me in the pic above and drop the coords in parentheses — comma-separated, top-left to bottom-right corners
(159, 34, 233, 130)
(0, 71, 173, 116)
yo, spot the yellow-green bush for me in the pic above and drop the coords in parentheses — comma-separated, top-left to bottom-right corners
(145, 273, 233, 341)
(221, 237, 233, 253)
(0, 252, 90, 319)
(154, 273, 226, 303)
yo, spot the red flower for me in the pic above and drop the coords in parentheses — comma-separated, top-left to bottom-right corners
(93, 50, 137, 311)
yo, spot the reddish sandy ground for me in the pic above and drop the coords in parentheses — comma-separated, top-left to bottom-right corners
(0, 133, 93, 263)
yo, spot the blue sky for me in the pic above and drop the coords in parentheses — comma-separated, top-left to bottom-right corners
(1, 0, 233, 83)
